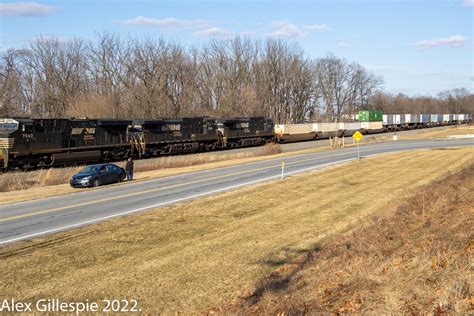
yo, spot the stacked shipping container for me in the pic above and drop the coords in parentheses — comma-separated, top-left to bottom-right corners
(358, 110, 383, 122)
(359, 110, 383, 130)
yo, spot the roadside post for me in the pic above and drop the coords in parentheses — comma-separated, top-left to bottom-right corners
(281, 161, 285, 180)
(352, 130, 364, 161)
(393, 131, 398, 141)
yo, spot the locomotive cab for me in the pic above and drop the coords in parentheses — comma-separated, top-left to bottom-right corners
(0, 118, 20, 169)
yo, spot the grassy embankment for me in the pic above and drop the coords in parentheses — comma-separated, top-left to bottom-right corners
(223, 154, 474, 314)
(1, 147, 473, 313)
(399, 124, 474, 140)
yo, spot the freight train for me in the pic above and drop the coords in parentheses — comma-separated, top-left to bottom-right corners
(0, 112, 471, 171)
(274, 112, 472, 142)
(0, 117, 274, 170)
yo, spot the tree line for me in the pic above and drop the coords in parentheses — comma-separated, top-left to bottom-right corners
(370, 88, 473, 115)
(0, 33, 471, 123)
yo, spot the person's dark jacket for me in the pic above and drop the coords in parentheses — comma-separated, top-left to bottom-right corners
(125, 160, 134, 172)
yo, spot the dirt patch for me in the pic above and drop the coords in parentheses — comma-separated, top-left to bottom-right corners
(218, 162, 474, 314)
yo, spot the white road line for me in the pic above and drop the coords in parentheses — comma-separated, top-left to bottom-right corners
(0, 158, 355, 245)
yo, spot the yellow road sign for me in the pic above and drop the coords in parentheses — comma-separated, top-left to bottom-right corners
(352, 130, 364, 142)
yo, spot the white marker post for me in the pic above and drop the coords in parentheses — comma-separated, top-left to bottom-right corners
(352, 131, 364, 161)
(281, 161, 285, 180)
(357, 141, 360, 161)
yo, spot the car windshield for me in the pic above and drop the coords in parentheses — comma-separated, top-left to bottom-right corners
(80, 165, 100, 173)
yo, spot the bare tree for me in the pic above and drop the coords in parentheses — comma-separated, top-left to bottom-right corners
(20, 36, 88, 117)
(314, 55, 382, 122)
(0, 49, 27, 116)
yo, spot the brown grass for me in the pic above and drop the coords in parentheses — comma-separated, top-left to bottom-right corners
(0, 148, 473, 314)
(0, 166, 83, 192)
(132, 143, 282, 173)
(400, 124, 474, 140)
(220, 161, 474, 314)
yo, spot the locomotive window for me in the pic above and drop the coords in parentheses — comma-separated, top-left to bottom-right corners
(22, 124, 34, 133)
(71, 128, 84, 135)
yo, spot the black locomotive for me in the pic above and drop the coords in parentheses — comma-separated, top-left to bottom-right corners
(0, 116, 274, 170)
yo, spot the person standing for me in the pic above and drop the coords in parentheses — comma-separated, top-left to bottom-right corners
(125, 157, 134, 181)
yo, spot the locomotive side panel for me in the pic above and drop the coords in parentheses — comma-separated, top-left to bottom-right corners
(220, 116, 274, 148)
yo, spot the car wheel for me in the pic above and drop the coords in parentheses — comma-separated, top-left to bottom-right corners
(92, 179, 100, 187)
(118, 172, 125, 182)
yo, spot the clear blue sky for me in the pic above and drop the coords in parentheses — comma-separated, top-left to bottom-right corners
(1, 0, 472, 95)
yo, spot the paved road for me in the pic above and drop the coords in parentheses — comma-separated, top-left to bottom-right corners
(0, 139, 472, 245)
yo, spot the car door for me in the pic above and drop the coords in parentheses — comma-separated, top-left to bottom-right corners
(104, 165, 116, 184)
(98, 165, 110, 184)
(109, 165, 121, 183)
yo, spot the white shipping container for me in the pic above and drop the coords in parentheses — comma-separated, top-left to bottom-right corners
(404, 114, 419, 124)
(274, 124, 284, 135)
(383, 114, 395, 125)
(395, 114, 405, 124)
(419, 114, 430, 123)
(312, 123, 339, 132)
(430, 114, 437, 123)
(274, 124, 313, 135)
(458, 114, 465, 121)
(371, 121, 383, 129)
(443, 114, 451, 122)
(339, 122, 361, 130)
(361, 121, 383, 130)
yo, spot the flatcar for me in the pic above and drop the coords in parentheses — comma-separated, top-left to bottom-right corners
(275, 112, 472, 142)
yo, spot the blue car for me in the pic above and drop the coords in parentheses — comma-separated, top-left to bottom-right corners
(70, 163, 126, 188)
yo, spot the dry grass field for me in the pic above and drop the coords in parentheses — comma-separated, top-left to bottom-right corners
(399, 124, 474, 140)
(1, 147, 473, 314)
(222, 160, 474, 314)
